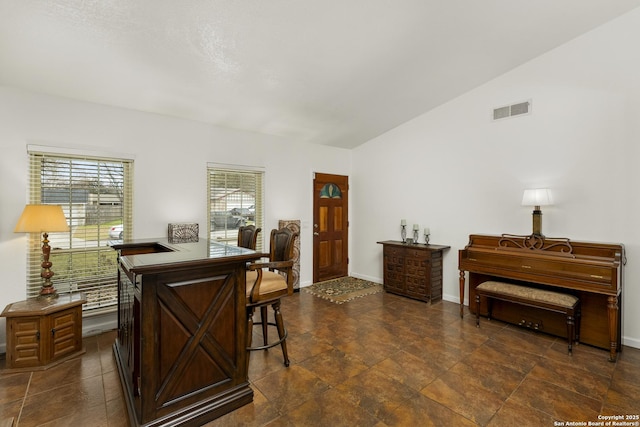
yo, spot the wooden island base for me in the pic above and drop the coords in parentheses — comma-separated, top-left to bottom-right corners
(111, 239, 261, 426)
(113, 343, 253, 427)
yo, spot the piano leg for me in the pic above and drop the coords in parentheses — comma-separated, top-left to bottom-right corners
(459, 270, 466, 318)
(607, 295, 619, 362)
(566, 314, 575, 355)
(576, 307, 581, 343)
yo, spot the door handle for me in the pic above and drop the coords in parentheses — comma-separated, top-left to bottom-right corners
(313, 232, 319, 236)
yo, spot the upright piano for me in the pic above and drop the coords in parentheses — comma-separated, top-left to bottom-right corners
(458, 234, 625, 361)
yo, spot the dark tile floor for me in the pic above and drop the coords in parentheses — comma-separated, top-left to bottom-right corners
(1, 290, 639, 426)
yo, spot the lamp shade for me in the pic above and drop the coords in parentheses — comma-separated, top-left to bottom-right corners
(14, 204, 70, 233)
(521, 188, 552, 207)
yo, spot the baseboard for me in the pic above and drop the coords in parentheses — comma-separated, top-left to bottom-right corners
(622, 335, 640, 350)
(299, 279, 312, 288)
(348, 272, 382, 284)
(442, 292, 461, 305)
(82, 310, 117, 337)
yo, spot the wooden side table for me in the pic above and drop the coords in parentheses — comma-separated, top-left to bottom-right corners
(1, 293, 86, 372)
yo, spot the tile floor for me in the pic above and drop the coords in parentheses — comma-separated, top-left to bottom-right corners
(1, 290, 639, 426)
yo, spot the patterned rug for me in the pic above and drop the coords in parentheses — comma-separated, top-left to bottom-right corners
(303, 276, 383, 304)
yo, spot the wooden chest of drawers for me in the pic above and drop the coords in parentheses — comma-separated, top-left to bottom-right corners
(378, 241, 449, 303)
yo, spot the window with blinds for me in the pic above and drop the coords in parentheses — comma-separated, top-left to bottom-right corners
(27, 150, 133, 313)
(208, 166, 264, 251)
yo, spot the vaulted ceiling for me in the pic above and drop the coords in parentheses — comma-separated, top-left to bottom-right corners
(2, 1, 640, 148)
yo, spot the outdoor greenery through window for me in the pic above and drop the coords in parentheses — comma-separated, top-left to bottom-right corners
(208, 165, 263, 252)
(27, 148, 133, 312)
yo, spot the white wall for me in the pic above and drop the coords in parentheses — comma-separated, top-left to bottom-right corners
(3, 8, 640, 353)
(351, 9, 640, 349)
(0, 87, 351, 350)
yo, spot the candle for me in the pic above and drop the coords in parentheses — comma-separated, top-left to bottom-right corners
(413, 224, 419, 231)
(424, 227, 430, 235)
(400, 219, 407, 226)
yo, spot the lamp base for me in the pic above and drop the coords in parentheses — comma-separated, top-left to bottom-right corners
(39, 286, 58, 299)
(39, 232, 59, 299)
(532, 208, 543, 237)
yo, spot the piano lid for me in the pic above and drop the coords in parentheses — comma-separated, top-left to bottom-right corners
(464, 234, 625, 264)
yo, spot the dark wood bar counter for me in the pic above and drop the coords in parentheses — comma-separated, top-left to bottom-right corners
(111, 239, 262, 427)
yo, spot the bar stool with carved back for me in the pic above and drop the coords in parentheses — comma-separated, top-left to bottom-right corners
(245, 227, 298, 367)
(238, 224, 261, 250)
(237, 224, 265, 352)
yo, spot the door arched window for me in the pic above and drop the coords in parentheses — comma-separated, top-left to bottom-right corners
(319, 183, 342, 199)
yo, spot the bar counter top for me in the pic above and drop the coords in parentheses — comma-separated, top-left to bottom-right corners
(111, 238, 263, 274)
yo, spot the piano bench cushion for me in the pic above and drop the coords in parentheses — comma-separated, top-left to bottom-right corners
(476, 281, 578, 309)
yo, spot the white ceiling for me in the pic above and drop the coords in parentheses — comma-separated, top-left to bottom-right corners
(2, 1, 640, 149)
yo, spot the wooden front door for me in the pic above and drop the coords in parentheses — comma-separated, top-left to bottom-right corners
(313, 173, 348, 283)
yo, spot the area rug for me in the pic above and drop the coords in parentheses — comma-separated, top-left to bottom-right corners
(303, 276, 383, 304)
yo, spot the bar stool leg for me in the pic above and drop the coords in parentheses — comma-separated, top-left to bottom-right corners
(272, 300, 289, 367)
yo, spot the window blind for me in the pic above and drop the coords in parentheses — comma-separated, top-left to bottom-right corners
(207, 166, 264, 251)
(27, 151, 133, 313)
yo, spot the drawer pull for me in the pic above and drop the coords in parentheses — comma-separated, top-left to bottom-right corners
(521, 265, 532, 269)
(590, 274, 604, 279)
(469, 258, 477, 261)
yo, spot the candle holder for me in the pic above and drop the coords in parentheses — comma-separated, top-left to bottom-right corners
(413, 229, 419, 244)
(424, 233, 430, 245)
(401, 224, 407, 243)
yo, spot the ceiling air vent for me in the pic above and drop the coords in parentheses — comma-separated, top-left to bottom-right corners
(493, 100, 531, 121)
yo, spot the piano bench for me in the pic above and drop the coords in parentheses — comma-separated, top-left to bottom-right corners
(475, 281, 581, 354)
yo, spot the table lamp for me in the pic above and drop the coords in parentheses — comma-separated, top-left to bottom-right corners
(14, 204, 70, 298)
(521, 188, 552, 237)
